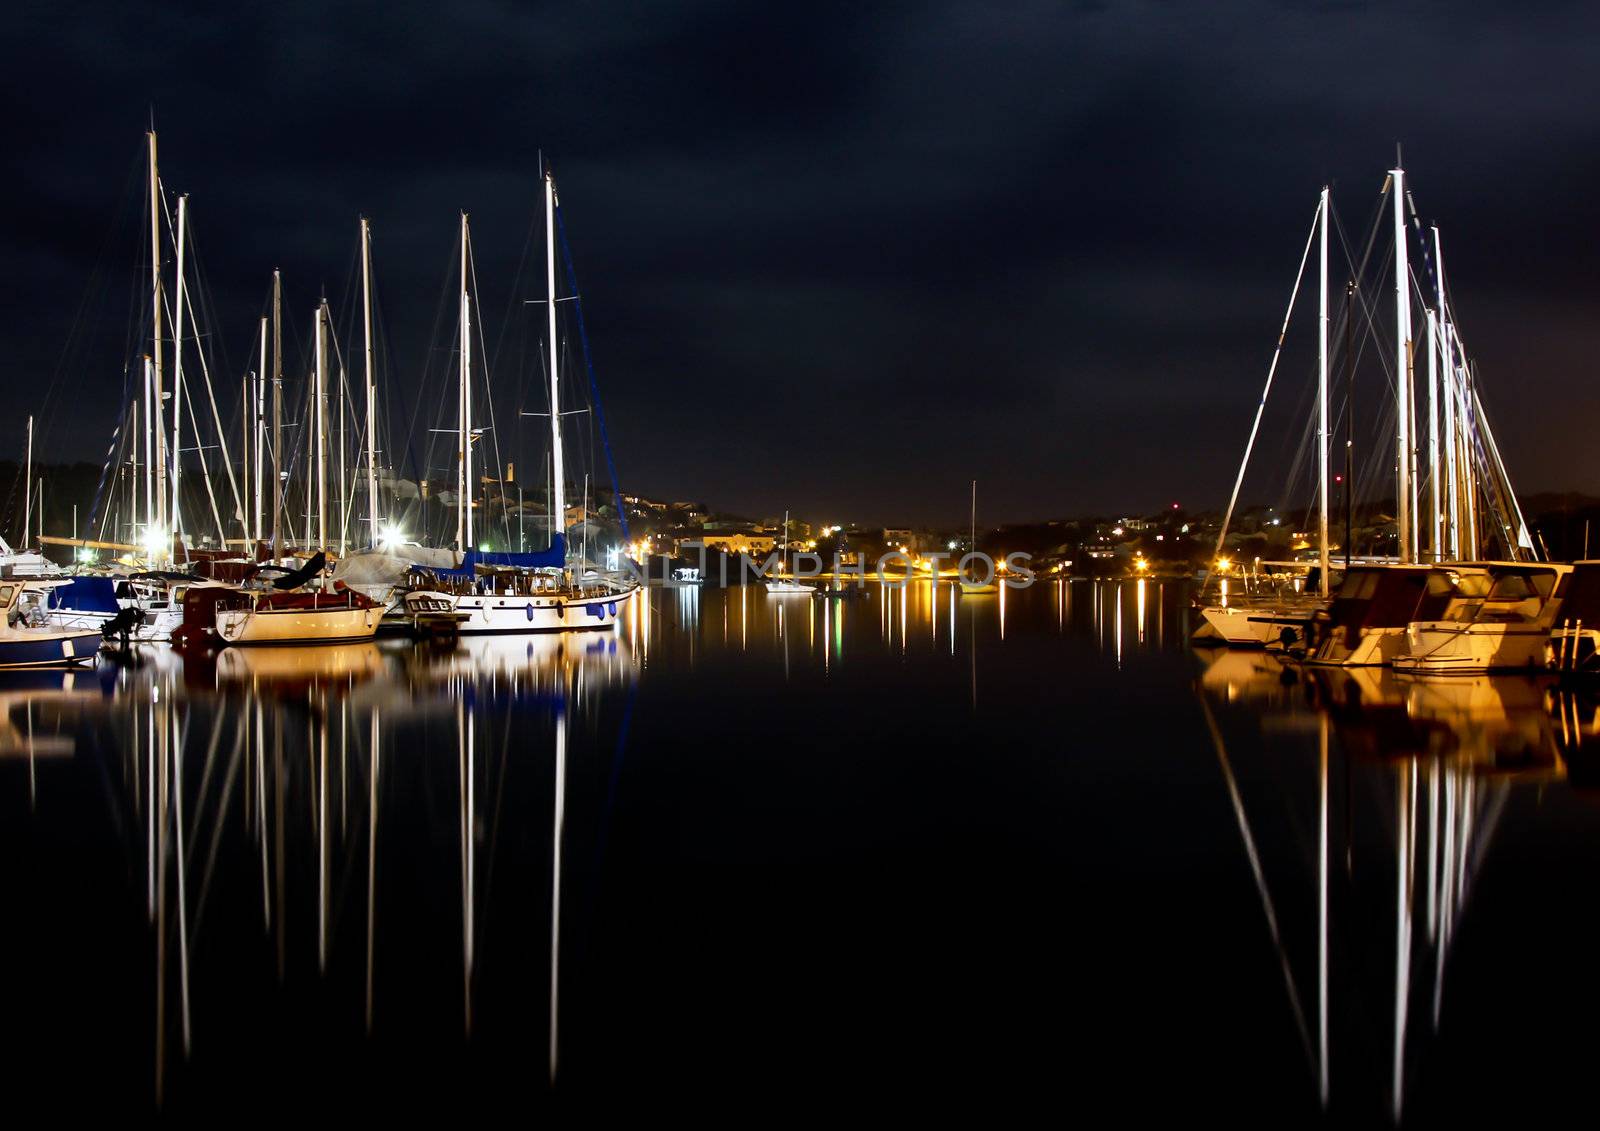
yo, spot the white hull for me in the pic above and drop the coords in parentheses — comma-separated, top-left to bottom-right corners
(1393, 621, 1551, 675)
(453, 586, 635, 634)
(216, 604, 384, 646)
(1198, 601, 1322, 648)
(765, 580, 813, 595)
(48, 605, 185, 644)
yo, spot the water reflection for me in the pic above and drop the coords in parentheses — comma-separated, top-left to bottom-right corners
(8, 583, 1590, 1120)
(1, 627, 636, 1110)
(1199, 649, 1584, 1121)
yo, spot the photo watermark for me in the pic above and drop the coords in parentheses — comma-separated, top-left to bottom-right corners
(614, 544, 1038, 589)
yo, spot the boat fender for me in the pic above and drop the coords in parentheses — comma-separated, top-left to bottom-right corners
(608, 602, 617, 616)
(556, 602, 565, 619)
(525, 603, 535, 622)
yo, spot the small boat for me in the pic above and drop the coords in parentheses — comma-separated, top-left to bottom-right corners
(765, 578, 813, 595)
(1394, 562, 1571, 675)
(956, 480, 999, 595)
(0, 581, 100, 668)
(766, 510, 813, 595)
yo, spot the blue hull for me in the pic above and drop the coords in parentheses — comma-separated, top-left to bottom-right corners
(0, 632, 99, 669)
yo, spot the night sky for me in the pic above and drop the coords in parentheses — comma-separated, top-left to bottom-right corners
(7, 1, 1599, 527)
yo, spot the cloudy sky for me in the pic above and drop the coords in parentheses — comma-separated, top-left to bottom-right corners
(7, 1, 1599, 526)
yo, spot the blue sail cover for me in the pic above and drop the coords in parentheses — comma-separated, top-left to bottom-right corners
(49, 576, 121, 614)
(429, 535, 566, 578)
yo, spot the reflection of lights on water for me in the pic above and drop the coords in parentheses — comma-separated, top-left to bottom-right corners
(1137, 577, 1146, 644)
(1114, 584, 1123, 666)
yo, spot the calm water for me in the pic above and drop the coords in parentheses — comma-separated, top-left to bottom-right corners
(5, 580, 1599, 1121)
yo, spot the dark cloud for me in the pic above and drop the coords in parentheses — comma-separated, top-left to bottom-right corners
(6, 0, 1599, 526)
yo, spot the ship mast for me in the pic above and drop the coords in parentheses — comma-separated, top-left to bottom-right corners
(272, 269, 283, 557)
(1390, 163, 1413, 564)
(1317, 186, 1330, 595)
(171, 193, 187, 547)
(362, 217, 379, 549)
(256, 317, 267, 546)
(147, 130, 167, 557)
(458, 212, 473, 551)
(315, 298, 329, 552)
(545, 170, 565, 562)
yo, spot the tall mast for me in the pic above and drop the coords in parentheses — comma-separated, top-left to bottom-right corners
(338, 364, 348, 556)
(1344, 281, 1356, 567)
(1390, 165, 1413, 563)
(171, 193, 188, 544)
(241, 370, 250, 547)
(22, 415, 32, 545)
(545, 171, 565, 561)
(315, 299, 328, 552)
(148, 130, 167, 551)
(1434, 228, 1460, 560)
(256, 317, 267, 546)
(271, 270, 283, 556)
(1317, 187, 1330, 595)
(458, 211, 473, 551)
(144, 355, 155, 542)
(1425, 309, 1440, 561)
(130, 398, 139, 546)
(361, 217, 379, 549)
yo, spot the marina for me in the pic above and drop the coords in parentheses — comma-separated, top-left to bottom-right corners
(9, 1, 1600, 1122)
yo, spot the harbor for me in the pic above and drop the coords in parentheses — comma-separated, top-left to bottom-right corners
(8, 1, 1600, 1123)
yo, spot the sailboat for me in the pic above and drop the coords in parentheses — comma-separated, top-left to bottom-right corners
(765, 511, 812, 594)
(440, 171, 637, 634)
(958, 480, 998, 595)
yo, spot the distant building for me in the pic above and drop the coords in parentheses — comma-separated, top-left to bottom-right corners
(697, 532, 777, 556)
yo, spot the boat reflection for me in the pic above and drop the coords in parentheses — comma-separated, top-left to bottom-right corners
(5, 631, 636, 1109)
(1200, 654, 1574, 1121)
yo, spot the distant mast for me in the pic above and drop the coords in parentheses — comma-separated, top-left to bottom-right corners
(545, 169, 565, 562)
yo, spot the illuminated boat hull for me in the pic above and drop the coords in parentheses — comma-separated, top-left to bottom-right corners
(453, 586, 634, 634)
(0, 627, 99, 668)
(1392, 621, 1551, 675)
(215, 603, 384, 646)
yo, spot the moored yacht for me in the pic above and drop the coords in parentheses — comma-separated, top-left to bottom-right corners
(0, 580, 100, 668)
(1394, 562, 1571, 675)
(1303, 564, 1486, 667)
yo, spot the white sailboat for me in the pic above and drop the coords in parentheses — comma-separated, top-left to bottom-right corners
(958, 479, 998, 595)
(765, 511, 812, 594)
(446, 171, 637, 634)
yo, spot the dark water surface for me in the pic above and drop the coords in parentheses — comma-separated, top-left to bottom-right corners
(5, 580, 1599, 1122)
